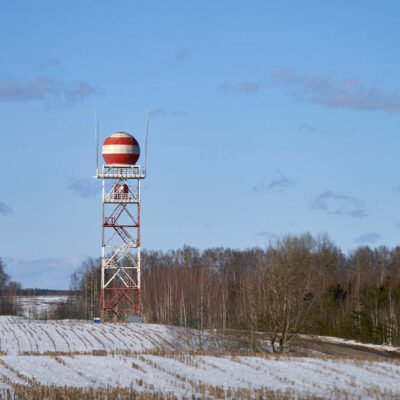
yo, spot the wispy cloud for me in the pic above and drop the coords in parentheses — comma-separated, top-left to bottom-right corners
(354, 232, 381, 244)
(0, 76, 101, 108)
(68, 178, 100, 198)
(200, 148, 218, 161)
(219, 80, 260, 96)
(256, 231, 276, 239)
(298, 123, 319, 133)
(273, 69, 400, 113)
(172, 49, 191, 62)
(309, 190, 368, 218)
(4, 256, 85, 289)
(253, 171, 294, 193)
(149, 107, 186, 118)
(267, 173, 294, 191)
(39, 58, 61, 69)
(200, 147, 236, 162)
(0, 201, 12, 216)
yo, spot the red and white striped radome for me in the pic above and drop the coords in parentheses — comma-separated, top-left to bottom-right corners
(102, 132, 140, 165)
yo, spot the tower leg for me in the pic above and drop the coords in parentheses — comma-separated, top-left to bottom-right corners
(99, 165, 142, 322)
(100, 288, 104, 322)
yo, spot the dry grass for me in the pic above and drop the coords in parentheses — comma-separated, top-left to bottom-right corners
(4, 385, 159, 400)
(2, 384, 363, 400)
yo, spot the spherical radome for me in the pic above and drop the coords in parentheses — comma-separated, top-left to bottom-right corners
(102, 132, 140, 165)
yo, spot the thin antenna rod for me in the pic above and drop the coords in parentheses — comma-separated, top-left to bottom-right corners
(144, 105, 149, 176)
(95, 109, 99, 175)
(97, 120, 99, 170)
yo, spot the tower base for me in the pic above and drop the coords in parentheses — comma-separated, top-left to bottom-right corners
(101, 288, 140, 322)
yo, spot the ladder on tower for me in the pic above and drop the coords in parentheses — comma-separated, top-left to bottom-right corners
(114, 226, 137, 247)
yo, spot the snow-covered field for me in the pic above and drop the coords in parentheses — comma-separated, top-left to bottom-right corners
(0, 353, 399, 399)
(0, 316, 399, 399)
(0, 316, 182, 355)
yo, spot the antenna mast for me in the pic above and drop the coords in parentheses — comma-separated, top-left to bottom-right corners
(144, 105, 149, 176)
(95, 109, 99, 177)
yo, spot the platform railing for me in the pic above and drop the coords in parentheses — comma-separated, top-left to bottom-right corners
(96, 164, 145, 179)
(104, 192, 138, 203)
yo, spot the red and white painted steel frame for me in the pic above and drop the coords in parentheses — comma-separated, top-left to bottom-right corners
(97, 164, 146, 322)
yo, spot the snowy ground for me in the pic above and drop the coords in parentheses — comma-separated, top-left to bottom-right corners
(0, 316, 399, 399)
(0, 316, 210, 355)
(0, 353, 399, 398)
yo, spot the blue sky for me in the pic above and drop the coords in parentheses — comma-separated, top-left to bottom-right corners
(1, 1, 400, 289)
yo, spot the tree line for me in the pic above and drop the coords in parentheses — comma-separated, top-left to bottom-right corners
(61, 233, 400, 352)
(0, 258, 22, 315)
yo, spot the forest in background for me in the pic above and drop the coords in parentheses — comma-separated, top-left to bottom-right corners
(55, 233, 400, 352)
(0, 259, 21, 315)
(2, 233, 400, 352)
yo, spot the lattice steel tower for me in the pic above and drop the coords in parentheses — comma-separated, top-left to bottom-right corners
(95, 121, 148, 322)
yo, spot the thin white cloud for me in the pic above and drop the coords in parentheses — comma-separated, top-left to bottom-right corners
(172, 49, 191, 62)
(253, 171, 294, 193)
(4, 256, 85, 289)
(0, 76, 101, 108)
(274, 69, 400, 113)
(0, 201, 12, 216)
(219, 80, 260, 96)
(149, 107, 186, 118)
(256, 231, 277, 239)
(39, 58, 61, 69)
(68, 178, 100, 198)
(298, 123, 318, 133)
(354, 232, 382, 244)
(309, 190, 368, 218)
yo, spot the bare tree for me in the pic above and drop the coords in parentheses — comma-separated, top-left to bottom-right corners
(262, 234, 322, 353)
